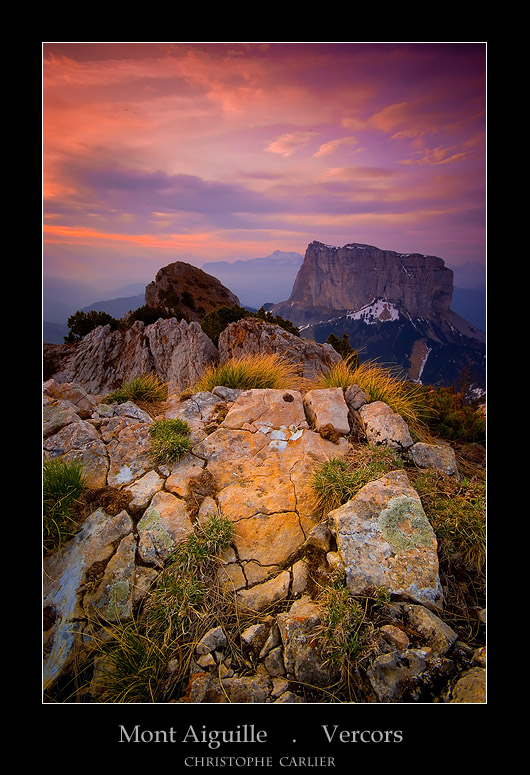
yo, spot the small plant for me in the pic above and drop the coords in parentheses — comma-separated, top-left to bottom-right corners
(146, 512, 234, 642)
(317, 580, 370, 671)
(192, 353, 301, 393)
(89, 616, 181, 703)
(420, 385, 486, 443)
(171, 511, 235, 571)
(43, 458, 86, 552)
(148, 418, 191, 466)
(311, 446, 403, 515)
(412, 470, 486, 573)
(104, 373, 167, 406)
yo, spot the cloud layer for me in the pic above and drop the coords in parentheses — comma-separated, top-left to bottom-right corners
(43, 42, 486, 295)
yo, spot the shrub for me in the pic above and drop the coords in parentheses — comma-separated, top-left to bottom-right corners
(326, 333, 358, 364)
(420, 386, 486, 443)
(148, 418, 191, 466)
(43, 458, 86, 552)
(123, 305, 170, 327)
(64, 310, 119, 343)
(412, 470, 486, 573)
(200, 305, 251, 345)
(192, 353, 301, 393)
(104, 373, 168, 406)
(311, 446, 403, 515)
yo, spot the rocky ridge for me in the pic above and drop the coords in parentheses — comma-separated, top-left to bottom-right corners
(43, 317, 342, 395)
(43, 368, 486, 703)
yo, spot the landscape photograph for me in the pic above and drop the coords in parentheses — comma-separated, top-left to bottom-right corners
(43, 40, 486, 749)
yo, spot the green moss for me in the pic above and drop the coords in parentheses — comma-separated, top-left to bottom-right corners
(377, 495, 435, 551)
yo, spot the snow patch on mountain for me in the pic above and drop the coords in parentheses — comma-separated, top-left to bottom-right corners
(347, 299, 400, 325)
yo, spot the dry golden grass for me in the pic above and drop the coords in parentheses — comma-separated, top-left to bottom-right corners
(309, 356, 430, 436)
(192, 352, 303, 393)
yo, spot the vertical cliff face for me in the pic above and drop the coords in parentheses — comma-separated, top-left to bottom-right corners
(273, 241, 454, 324)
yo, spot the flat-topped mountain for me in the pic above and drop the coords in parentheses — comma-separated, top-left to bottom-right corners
(271, 241, 485, 389)
(271, 241, 454, 326)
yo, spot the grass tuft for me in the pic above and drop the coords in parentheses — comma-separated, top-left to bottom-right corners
(310, 356, 429, 435)
(43, 458, 86, 553)
(411, 470, 486, 574)
(192, 353, 301, 393)
(104, 373, 167, 406)
(90, 513, 236, 702)
(148, 418, 192, 466)
(311, 446, 403, 515)
(316, 580, 372, 671)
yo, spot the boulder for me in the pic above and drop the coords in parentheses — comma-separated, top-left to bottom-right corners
(450, 667, 486, 703)
(408, 442, 460, 478)
(367, 648, 433, 702)
(358, 401, 414, 449)
(137, 491, 194, 567)
(277, 596, 340, 687)
(218, 318, 341, 379)
(303, 388, 350, 436)
(328, 470, 443, 608)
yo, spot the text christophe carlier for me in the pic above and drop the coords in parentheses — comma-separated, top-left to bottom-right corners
(118, 724, 404, 749)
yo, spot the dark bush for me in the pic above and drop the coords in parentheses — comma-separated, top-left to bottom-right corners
(64, 310, 119, 343)
(201, 305, 299, 346)
(124, 305, 170, 327)
(326, 332, 359, 365)
(420, 386, 486, 443)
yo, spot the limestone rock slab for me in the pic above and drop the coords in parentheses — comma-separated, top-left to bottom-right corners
(328, 470, 442, 608)
(137, 491, 193, 567)
(43, 508, 133, 690)
(303, 388, 350, 436)
(359, 401, 413, 449)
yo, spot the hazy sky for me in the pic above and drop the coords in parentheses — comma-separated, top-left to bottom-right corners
(43, 42, 486, 297)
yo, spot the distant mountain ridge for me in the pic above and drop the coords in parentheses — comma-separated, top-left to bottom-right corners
(42, 248, 485, 353)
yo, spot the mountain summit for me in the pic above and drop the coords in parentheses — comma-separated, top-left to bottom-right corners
(272, 241, 485, 388)
(272, 241, 454, 325)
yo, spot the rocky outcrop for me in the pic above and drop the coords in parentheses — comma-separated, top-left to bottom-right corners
(218, 317, 341, 379)
(44, 318, 219, 395)
(44, 317, 345, 396)
(145, 260, 240, 321)
(42, 379, 485, 704)
(271, 241, 454, 326)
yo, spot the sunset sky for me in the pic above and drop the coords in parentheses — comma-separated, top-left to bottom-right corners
(43, 42, 486, 304)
